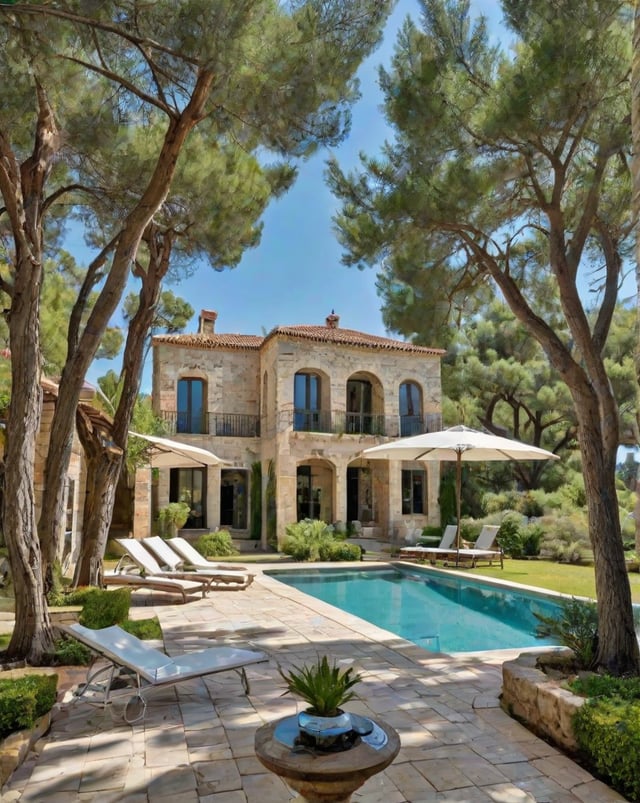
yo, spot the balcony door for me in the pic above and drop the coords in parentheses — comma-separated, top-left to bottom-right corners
(346, 379, 372, 434)
(177, 378, 205, 434)
(294, 372, 321, 432)
(400, 381, 423, 436)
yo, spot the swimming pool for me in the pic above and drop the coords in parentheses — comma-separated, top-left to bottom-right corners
(266, 565, 564, 653)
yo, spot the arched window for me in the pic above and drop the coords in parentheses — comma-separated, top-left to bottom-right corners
(294, 372, 321, 431)
(346, 378, 373, 433)
(399, 381, 422, 436)
(177, 378, 206, 433)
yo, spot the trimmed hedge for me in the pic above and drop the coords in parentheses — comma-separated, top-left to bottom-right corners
(573, 698, 640, 802)
(0, 674, 58, 739)
(78, 587, 131, 629)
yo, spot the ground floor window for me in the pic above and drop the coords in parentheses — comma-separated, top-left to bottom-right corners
(170, 468, 206, 528)
(297, 466, 321, 520)
(220, 469, 247, 529)
(402, 469, 425, 515)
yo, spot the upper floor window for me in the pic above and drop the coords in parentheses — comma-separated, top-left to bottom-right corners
(400, 381, 423, 436)
(177, 378, 206, 434)
(347, 378, 373, 434)
(294, 372, 321, 431)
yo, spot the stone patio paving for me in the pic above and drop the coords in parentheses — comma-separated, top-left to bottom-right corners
(1, 564, 626, 802)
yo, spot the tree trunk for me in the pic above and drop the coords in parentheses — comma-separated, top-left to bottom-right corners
(494, 242, 640, 675)
(3, 256, 53, 660)
(632, 1, 640, 558)
(38, 72, 214, 582)
(0, 81, 58, 662)
(73, 409, 123, 587)
(578, 407, 640, 674)
(72, 225, 172, 585)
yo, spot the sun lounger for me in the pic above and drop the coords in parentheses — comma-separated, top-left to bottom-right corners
(116, 538, 254, 591)
(62, 623, 268, 722)
(103, 568, 209, 603)
(448, 525, 503, 568)
(399, 524, 458, 560)
(167, 535, 249, 573)
(143, 535, 248, 575)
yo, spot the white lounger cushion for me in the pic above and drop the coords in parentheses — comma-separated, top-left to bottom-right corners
(64, 623, 267, 685)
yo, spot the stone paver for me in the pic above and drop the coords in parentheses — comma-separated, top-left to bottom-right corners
(1, 564, 629, 801)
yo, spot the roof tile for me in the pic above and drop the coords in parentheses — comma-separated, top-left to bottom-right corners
(154, 325, 443, 355)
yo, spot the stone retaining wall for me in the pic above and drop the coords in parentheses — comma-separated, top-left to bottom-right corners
(501, 650, 585, 752)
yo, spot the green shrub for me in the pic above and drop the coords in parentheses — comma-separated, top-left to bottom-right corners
(496, 512, 524, 558)
(282, 519, 334, 561)
(79, 587, 131, 629)
(46, 561, 67, 606)
(570, 674, 640, 701)
(544, 538, 586, 564)
(573, 699, 640, 801)
(323, 541, 362, 561)
(482, 490, 521, 515)
(0, 674, 58, 739)
(518, 491, 544, 518)
(282, 520, 361, 562)
(459, 520, 481, 543)
(157, 502, 190, 537)
(195, 529, 238, 557)
(52, 637, 92, 666)
(48, 585, 97, 608)
(122, 617, 162, 640)
(534, 597, 598, 669)
(539, 513, 590, 562)
(521, 523, 544, 556)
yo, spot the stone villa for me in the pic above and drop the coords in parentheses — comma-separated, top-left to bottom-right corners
(147, 310, 445, 548)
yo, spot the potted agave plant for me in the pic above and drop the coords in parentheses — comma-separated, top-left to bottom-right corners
(279, 655, 364, 749)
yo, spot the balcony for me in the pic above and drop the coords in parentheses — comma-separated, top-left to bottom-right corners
(159, 409, 442, 439)
(161, 411, 260, 437)
(291, 409, 442, 437)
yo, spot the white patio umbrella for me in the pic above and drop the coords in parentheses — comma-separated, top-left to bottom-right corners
(363, 425, 559, 557)
(128, 432, 227, 468)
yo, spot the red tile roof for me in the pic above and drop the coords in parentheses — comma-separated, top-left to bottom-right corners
(154, 326, 443, 355)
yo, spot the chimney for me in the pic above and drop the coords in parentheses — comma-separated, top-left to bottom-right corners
(325, 310, 340, 329)
(199, 310, 218, 335)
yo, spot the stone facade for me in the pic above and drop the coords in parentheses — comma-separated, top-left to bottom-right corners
(149, 312, 444, 547)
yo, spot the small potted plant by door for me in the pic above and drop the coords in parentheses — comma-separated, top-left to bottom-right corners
(279, 655, 363, 750)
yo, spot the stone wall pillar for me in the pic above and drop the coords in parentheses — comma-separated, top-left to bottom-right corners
(133, 467, 152, 538)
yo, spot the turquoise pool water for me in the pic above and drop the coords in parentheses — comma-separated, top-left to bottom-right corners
(266, 565, 563, 653)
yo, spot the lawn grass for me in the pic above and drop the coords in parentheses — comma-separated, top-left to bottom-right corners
(469, 559, 640, 604)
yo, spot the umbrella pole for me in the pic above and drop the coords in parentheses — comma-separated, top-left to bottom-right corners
(455, 452, 462, 565)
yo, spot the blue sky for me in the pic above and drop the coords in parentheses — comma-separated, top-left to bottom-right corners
(82, 0, 503, 390)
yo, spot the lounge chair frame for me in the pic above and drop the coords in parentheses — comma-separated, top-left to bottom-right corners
(142, 536, 252, 584)
(115, 538, 254, 591)
(62, 623, 268, 723)
(399, 524, 458, 560)
(400, 524, 503, 568)
(102, 569, 209, 602)
(164, 535, 249, 573)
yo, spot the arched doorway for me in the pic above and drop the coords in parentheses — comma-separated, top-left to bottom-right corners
(296, 460, 334, 522)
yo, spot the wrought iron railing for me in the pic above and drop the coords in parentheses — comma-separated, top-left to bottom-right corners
(161, 411, 260, 437)
(160, 409, 441, 439)
(290, 409, 442, 437)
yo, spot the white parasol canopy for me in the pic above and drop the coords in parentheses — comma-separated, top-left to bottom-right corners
(363, 425, 559, 554)
(128, 432, 227, 468)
